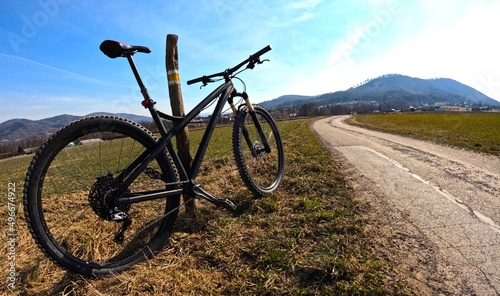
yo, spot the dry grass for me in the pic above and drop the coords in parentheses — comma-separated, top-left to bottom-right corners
(1, 118, 406, 295)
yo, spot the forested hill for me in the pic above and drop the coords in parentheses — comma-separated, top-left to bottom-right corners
(260, 74, 499, 109)
(0, 113, 151, 142)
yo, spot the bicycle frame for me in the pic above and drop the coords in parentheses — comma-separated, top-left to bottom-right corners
(22, 41, 282, 277)
(113, 55, 243, 206)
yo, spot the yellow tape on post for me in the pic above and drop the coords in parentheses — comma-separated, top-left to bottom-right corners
(167, 70, 180, 85)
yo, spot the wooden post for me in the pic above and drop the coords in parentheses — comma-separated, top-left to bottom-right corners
(166, 34, 196, 217)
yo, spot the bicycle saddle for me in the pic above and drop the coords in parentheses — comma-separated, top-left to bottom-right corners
(100, 40, 151, 58)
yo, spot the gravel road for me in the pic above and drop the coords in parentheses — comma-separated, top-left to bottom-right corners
(312, 115, 500, 295)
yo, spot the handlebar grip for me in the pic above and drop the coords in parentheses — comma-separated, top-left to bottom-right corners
(253, 45, 272, 58)
(187, 76, 206, 85)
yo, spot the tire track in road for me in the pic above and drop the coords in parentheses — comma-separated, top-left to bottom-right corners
(364, 146, 500, 234)
(312, 116, 500, 295)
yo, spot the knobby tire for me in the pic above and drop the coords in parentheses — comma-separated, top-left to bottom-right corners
(232, 105, 285, 197)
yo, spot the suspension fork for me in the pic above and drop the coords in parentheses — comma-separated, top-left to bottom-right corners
(231, 92, 271, 154)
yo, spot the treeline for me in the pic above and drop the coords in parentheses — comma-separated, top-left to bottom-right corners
(3, 98, 493, 159)
(0, 135, 47, 159)
(266, 100, 382, 119)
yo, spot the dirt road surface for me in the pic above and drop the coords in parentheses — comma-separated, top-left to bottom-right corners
(312, 116, 500, 295)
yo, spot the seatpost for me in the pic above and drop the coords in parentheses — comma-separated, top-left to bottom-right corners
(125, 55, 169, 137)
(126, 55, 152, 105)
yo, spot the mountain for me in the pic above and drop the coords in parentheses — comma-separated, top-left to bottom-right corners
(0, 113, 152, 142)
(260, 74, 499, 110)
(313, 74, 498, 106)
(259, 95, 314, 109)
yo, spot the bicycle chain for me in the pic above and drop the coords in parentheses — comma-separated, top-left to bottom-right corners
(128, 167, 188, 191)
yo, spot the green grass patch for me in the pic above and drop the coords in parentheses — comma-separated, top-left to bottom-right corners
(350, 112, 500, 155)
(0, 118, 408, 295)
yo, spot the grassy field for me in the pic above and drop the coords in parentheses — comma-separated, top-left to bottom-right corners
(349, 112, 500, 155)
(0, 118, 410, 295)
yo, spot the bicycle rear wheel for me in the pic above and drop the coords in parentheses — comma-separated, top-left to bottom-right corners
(23, 116, 180, 276)
(232, 105, 285, 197)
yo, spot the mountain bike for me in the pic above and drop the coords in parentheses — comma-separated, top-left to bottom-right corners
(23, 40, 285, 277)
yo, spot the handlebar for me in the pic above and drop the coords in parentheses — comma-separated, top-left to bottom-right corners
(187, 45, 272, 85)
(252, 44, 273, 59)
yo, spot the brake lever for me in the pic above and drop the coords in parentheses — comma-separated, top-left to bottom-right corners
(247, 58, 270, 70)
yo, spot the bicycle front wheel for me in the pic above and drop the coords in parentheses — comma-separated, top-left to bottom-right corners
(232, 105, 285, 197)
(23, 116, 180, 276)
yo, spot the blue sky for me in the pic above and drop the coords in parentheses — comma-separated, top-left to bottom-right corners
(1, 0, 500, 123)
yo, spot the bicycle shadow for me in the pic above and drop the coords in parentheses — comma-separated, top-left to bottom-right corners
(172, 195, 257, 234)
(18, 263, 83, 295)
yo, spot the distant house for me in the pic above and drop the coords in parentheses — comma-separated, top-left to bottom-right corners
(440, 106, 470, 112)
(79, 139, 103, 145)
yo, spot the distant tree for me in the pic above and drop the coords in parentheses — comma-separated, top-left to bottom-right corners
(298, 103, 315, 116)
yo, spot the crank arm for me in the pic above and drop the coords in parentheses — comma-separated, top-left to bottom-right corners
(192, 185, 237, 211)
